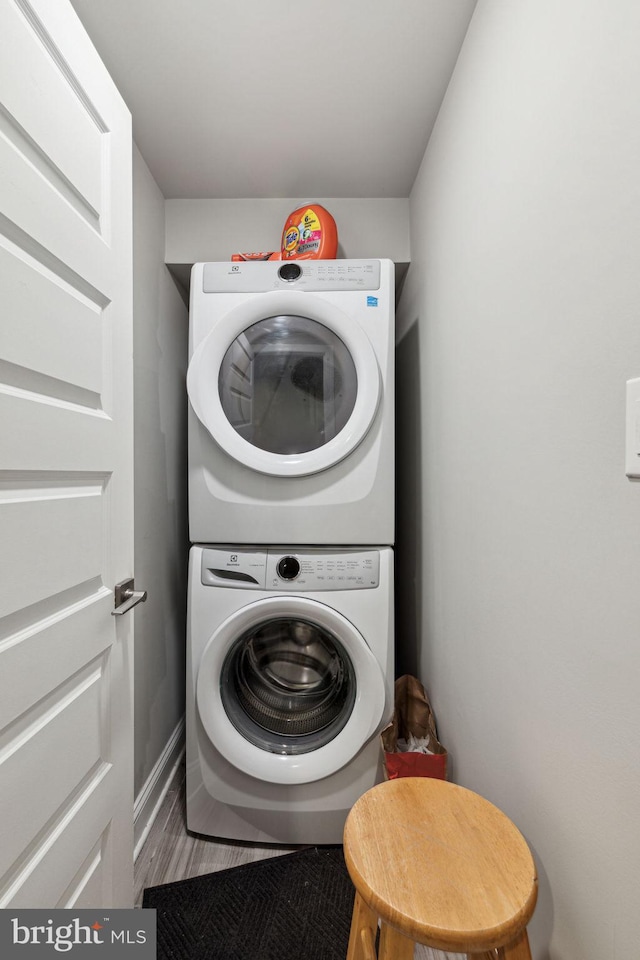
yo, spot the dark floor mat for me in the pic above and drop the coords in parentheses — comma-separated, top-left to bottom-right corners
(142, 846, 355, 960)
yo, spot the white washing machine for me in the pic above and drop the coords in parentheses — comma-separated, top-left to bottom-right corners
(187, 259, 394, 545)
(186, 544, 394, 844)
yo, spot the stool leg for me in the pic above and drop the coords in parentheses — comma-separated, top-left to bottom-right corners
(467, 930, 531, 960)
(498, 929, 533, 960)
(468, 930, 532, 960)
(378, 922, 414, 960)
(346, 892, 378, 960)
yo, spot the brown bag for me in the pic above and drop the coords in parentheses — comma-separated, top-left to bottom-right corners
(381, 675, 448, 780)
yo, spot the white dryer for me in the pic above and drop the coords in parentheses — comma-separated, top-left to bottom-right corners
(186, 544, 393, 844)
(187, 259, 394, 545)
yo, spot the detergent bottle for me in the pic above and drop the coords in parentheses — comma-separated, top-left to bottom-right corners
(281, 204, 338, 260)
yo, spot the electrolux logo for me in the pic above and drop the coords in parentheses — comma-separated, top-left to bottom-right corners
(0, 910, 156, 958)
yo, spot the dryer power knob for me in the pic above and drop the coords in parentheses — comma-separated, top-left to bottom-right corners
(278, 263, 302, 282)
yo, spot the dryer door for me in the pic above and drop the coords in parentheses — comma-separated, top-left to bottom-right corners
(196, 596, 386, 784)
(186, 291, 381, 477)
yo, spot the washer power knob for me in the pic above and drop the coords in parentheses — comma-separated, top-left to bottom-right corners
(277, 556, 300, 580)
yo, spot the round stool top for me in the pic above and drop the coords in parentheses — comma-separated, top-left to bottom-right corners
(343, 777, 538, 954)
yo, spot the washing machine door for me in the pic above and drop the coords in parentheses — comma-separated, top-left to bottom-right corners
(196, 596, 387, 784)
(186, 291, 381, 477)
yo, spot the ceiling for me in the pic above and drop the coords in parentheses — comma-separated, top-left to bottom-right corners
(69, 0, 477, 200)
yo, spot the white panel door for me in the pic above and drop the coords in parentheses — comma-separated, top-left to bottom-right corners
(0, 0, 134, 907)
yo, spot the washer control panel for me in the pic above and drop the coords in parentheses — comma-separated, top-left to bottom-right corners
(201, 547, 380, 590)
(267, 550, 379, 590)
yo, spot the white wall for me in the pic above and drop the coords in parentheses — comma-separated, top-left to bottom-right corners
(165, 197, 409, 262)
(396, 2, 640, 958)
(132, 146, 188, 796)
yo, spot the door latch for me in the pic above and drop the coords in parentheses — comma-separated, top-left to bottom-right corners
(112, 578, 148, 616)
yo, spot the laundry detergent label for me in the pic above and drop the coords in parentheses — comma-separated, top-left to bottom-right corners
(296, 208, 322, 255)
(281, 204, 338, 260)
(284, 208, 321, 256)
(283, 225, 300, 253)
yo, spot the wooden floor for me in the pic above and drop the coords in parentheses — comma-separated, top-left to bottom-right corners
(134, 757, 457, 959)
(133, 757, 297, 906)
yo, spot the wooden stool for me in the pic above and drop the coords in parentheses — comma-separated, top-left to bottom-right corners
(343, 777, 537, 960)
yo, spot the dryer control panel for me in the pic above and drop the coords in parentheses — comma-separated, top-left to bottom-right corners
(201, 547, 380, 590)
(202, 259, 381, 293)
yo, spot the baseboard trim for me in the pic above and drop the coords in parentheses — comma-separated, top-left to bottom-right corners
(134, 717, 185, 861)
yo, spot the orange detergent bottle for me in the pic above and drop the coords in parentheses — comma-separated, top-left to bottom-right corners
(281, 204, 338, 260)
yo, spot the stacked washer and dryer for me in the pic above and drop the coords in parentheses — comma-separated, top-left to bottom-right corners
(186, 259, 395, 843)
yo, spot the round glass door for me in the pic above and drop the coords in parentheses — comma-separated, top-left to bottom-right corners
(220, 616, 356, 755)
(186, 291, 381, 477)
(219, 316, 358, 456)
(195, 595, 387, 784)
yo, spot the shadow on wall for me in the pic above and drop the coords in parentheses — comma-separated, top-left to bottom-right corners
(133, 264, 189, 792)
(394, 320, 422, 678)
(527, 844, 553, 960)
